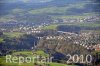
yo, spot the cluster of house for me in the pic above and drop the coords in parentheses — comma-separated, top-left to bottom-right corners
(39, 31, 100, 52)
(54, 16, 100, 23)
(0, 24, 43, 34)
(93, 44, 100, 51)
(82, 44, 100, 51)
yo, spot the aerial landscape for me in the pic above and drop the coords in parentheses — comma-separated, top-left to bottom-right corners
(0, 0, 100, 66)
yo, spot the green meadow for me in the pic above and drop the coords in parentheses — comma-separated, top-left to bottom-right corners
(42, 23, 100, 30)
(0, 38, 4, 43)
(4, 32, 24, 38)
(0, 51, 69, 66)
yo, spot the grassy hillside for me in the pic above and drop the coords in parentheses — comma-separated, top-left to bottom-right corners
(0, 51, 68, 66)
(0, 38, 3, 43)
(0, 1, 99, 23)
(4, 32, 24, 38)
(28, 3, 87, 15)
(42, 24, 58, 30)
(42, 23, 100, 30)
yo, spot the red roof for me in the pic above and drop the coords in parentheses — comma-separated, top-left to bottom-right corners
(95, 48, 100, 51)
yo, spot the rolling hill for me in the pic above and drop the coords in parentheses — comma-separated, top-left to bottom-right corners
(0, 0, 99, 23)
